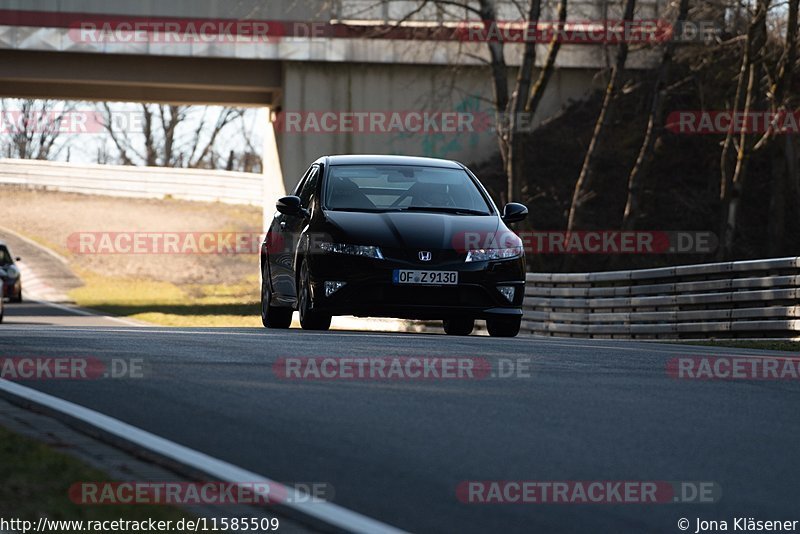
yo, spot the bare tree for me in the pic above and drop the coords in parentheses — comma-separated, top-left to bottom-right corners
(230, 111, 264, 173)
(621, 0, 691, 230)
(385, 0, 568, 203)
(761, 0, 798, 255)
(718, 0, 769, 259)
(0, 99, 75, 160)
(506, 0, 569, 204)
(567, 0, 637, 231)
(100, 103, 239, 169)
(472, 0, 570, 203)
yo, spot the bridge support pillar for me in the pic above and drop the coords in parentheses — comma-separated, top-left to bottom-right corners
(263, 108, 286, 232)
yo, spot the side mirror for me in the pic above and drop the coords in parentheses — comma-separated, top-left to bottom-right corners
(502, 203, 528, 224)
(276, 196, 308, 218)
(15, 257, 20, 262)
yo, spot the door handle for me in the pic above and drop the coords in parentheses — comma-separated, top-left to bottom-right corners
(280, 221, 287, 229)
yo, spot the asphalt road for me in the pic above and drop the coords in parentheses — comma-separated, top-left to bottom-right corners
(2, 303, 800, 533)
(0, 226, 84, 303)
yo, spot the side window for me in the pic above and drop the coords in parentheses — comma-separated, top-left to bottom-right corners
(292, 165, 315, 196)
(298, 166, 320, 207)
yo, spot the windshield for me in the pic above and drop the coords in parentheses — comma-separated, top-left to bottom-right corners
(0, 246, 11, 266)
(323, 165, 492, 215)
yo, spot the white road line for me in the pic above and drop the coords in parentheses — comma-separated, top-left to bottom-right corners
(31, 299, 144, 327)
(0, 380, 407, 534)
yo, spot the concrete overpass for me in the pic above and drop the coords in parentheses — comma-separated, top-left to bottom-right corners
(0, 0, 664, 211)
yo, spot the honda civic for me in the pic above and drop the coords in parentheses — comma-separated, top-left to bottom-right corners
(260, 155, 527, 336)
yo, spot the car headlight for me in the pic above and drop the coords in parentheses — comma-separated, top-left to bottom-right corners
(318, 242, 384, 259)
(465, 246, 523, 262)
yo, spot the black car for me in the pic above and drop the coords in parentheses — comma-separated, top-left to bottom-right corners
(0, 243, 22, 303)
(260, 155, 528, 337)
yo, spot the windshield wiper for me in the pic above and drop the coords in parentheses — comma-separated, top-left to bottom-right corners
(399, 206, 489, 215)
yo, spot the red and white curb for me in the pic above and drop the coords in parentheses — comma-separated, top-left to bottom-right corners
(18, 263, 65, 302)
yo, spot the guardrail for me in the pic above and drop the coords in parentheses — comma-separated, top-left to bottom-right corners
(524, 257, 800, 339)
(0, 159, 271, 206)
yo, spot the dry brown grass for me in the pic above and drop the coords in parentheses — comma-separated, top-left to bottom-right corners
(1, 186, 261, 286)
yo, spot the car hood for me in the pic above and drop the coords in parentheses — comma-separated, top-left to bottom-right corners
(322, 210, 501, 251)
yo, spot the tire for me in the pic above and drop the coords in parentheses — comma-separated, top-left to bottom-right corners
(443, 318, 474, 336)
(12, 285, 21, 303)
(298, 260, 331, 331)
(261, 273, 292, 329)
(487, 316, 521, 337)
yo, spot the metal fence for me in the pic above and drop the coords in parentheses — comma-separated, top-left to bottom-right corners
(0, 159, 269, 206)
(524, 257, 800, 339)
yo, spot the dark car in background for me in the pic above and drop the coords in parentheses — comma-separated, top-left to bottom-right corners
(0, 243, 22, 303)
(260, 155, 528, 337)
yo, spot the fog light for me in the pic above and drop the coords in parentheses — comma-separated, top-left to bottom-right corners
(498, 286, 515, 302)
(325, 281, 346, 297)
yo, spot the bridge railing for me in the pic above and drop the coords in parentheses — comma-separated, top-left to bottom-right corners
(336, 0, 667, 23)
(524, 257, 800, 338)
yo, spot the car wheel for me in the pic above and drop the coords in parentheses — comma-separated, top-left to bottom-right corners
(487, 316, 521, 337)
(298, 260, 331, 331)
(443, 318, 474, 336)
(261, 273, 292, 328)
(12, 285, 22, 303)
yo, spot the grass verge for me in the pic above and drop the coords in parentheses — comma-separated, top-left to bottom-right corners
(0, 425, 189, 526)
(69, 272, 262, 327)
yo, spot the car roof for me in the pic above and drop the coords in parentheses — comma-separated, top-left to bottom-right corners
(319, 155, 463, 169)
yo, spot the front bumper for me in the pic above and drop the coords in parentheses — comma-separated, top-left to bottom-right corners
(306, 252, 525, 320)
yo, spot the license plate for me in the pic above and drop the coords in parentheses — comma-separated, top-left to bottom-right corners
(393, 270, 458, 285)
